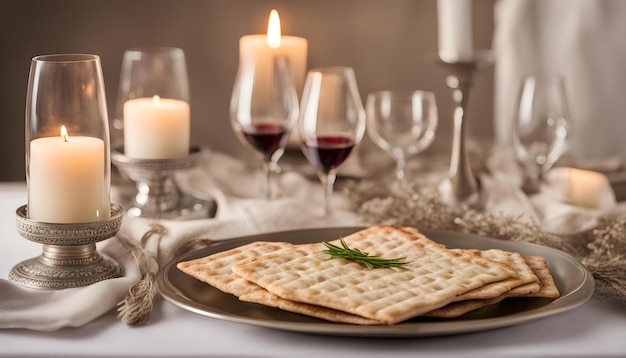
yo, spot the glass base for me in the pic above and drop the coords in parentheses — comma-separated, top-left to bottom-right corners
(438, 177, 484, 210)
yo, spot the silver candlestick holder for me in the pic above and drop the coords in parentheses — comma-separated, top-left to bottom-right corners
(9, 204, 124, 289)
(430, 51, 494, 209)
(111, 147, 217, 220)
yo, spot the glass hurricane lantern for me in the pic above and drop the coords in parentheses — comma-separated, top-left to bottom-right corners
(111, 47, 216, 220)
(10, 54, 123, 289)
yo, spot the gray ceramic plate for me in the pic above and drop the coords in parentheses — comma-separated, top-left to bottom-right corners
(157, 227, 594, 337)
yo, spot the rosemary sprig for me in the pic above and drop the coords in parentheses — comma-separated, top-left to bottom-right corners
(322, 238, 409, 269)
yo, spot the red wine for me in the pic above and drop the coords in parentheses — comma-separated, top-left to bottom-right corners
(241, 123, 288, 159)
(302, 135, 354, 173)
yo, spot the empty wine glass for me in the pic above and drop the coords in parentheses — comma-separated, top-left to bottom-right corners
(298, 67, 366, 216)
(230, 55, 299, 200)
(512, 75, 571, 194)
(366, 90, 438, 183)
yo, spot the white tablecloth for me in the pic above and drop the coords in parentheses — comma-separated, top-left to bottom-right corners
(1, 152, 625, 357)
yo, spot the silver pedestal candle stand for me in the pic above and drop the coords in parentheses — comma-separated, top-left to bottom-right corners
(431, 51, 494, 209)
(9, 204, 124, 289)
(111, 147, 217, 220)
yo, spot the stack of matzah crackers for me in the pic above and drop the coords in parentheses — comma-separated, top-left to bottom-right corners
(177, 225, 559, 325)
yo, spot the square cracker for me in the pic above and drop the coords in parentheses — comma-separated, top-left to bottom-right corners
(424, 254, 560, 318)
(176, 241, 382, 325)
(450, 248, 541, 301)
(516, 255, 560, 299)
(232, 225, 518, 325)
(177, 241, 294, 297)
(238, 289, 382, 325)
(401, 227, 542, 301)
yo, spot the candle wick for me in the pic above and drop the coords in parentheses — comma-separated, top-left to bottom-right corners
(63, 134, 68, 142)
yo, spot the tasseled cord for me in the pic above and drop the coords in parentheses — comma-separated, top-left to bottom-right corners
(116, 223, 168, 327)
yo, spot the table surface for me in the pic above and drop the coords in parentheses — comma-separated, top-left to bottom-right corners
(1, 182, 625, 358)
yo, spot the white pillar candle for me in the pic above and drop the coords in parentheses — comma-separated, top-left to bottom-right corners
(437, 0, 473, 62)
(123, 95, 190, 159)
(239, 9, 308, 95)
(565, 168, 615, 209)
(28, 126, 109, 223)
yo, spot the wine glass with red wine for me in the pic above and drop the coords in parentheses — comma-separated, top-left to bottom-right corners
(230, 56, 299, 199)
(298, 67, 366, 215)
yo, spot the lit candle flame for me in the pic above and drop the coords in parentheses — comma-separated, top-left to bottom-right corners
(152, 95, 161, 104)
(267, 9, 281, 49)
(61, 125, 69, 142)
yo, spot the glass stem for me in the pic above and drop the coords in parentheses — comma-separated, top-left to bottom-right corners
(395, 156, 407, 182)
(522, 162, 542, 195)
(320, 171, 337, 216)
(266, 160, 278, 200)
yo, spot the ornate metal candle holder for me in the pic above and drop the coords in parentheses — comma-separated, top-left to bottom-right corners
(9, 204, 124, 289)
(430, 51, 494, 209)
(111, 147, 217, 220)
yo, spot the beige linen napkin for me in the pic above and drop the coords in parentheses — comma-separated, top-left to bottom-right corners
(0, 238, 141, 332)
(483, 148, 617, 233)
(0, 149, 363, 331)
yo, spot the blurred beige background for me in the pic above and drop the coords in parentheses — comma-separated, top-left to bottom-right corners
(0, 0, 496, 181)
